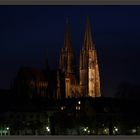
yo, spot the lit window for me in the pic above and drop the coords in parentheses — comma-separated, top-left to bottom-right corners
(78, 101, 81, 105)
(76, 106, 80, 110)
(61, 106, 65, 110)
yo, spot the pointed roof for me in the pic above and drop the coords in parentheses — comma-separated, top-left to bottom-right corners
(83, 16, 95, 50)
(64, 17, 72, 50)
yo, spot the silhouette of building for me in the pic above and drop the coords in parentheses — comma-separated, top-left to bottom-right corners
(12, 67, 48, 98)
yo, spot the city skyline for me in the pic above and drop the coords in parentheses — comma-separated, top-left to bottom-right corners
(0, 5, 140, 97)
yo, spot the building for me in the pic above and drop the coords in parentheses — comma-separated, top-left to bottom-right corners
(12, 67, 48, 99)
(79, 17, 100, 97)
(13, 17, 101, 100)
(57, 19, 79, 99)
(57, 17, 101, 99)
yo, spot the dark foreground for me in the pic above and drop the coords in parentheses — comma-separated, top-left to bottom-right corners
(0, 136, 140, 140)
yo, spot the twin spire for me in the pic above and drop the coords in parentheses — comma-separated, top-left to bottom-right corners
(64, 17, 95, 50)
(58, 17, 101, 98)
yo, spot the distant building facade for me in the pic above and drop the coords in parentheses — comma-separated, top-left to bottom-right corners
(13, 67, 48, 98)
(12, 67, 57, 99)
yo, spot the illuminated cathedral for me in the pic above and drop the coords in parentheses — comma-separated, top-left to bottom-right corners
(57, 17, 101, 99)
(13, 17, 101, 100)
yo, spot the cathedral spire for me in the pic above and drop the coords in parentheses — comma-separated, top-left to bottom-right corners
(80, 17, 101, 98)
(83, 16, 94, 50)
(59, 18, 75, 74)
(64, 17, 72, 50)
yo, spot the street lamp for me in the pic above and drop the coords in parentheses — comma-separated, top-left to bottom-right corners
(6, 127, 9, 130)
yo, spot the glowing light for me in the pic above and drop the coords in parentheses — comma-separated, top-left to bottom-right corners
(132, 129, 136, 133)
(84, 128, 87, 132)
(6, 127, 9, 130)
(46, 126, 50, 132)
(113, 126, 118, 132)
(76, 106, 80, 110)
(61, 106, 65, 110)
(78, 101, 81, 104)
(103, 128, 109, 134)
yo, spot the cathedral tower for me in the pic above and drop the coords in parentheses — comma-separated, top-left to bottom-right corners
(57, 19, 76, 99)
(79, 17, 101, 97)
(59, 19, 75, 74)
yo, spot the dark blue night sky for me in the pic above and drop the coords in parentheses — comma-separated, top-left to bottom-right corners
(0, 5, 140, 97)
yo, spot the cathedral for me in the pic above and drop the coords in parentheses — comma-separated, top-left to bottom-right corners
(13, 17, 101, 100)
(57, 17, 101, 99)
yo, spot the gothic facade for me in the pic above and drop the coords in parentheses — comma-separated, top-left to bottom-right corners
(57, 17, 101, 99)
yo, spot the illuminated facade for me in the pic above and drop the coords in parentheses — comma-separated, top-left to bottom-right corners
(57, 17, 101, 99)
(79, 17, 101, 97)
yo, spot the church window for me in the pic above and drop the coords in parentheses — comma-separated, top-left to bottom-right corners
(76, 106, 80, 110)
